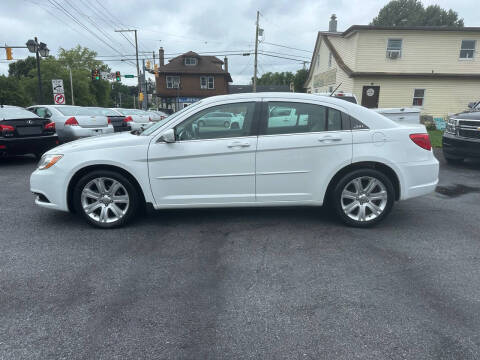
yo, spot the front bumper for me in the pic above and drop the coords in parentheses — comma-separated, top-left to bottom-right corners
(443, 132, 480, 159)
(30, 165, 69, 212)
(0, 134, 58, 155)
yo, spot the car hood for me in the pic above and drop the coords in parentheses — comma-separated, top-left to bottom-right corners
(450, 111, 480, 120)
(47, 132, 150, 154)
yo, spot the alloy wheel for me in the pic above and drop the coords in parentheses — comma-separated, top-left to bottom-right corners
(341, 176, 388, 222)
(80, 177, 130, 224)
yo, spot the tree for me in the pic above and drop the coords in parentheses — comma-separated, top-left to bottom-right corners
(57, 45, 107, 71)
(294, 69, 308, 93)
(371, 0, 464, 27)
(255, 71, 295, 86)
(0, 75, 32, 106)
(8, 57, 37, 79)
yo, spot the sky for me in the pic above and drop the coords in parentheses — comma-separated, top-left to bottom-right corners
(0, 0, 477, 86)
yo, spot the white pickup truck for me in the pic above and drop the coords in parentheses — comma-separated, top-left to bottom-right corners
(315, 92, 421, 125)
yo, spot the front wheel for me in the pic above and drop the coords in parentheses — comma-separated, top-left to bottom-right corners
(73, 170, 140, 228)
(332, 169, 394, 227)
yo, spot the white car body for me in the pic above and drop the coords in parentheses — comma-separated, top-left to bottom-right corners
(31, 93, 439, 227)
(27, 105, 114, 142)
(111, 108, 151, 131)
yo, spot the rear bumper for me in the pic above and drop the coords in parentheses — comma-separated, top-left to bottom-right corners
(60, 125, 114, 141)
(442, 132, 480, 159)
(398, 155, 439, 200)
(0, 134, 58, 155)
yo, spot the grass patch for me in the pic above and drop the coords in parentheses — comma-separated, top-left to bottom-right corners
(428, 129, 443, 148)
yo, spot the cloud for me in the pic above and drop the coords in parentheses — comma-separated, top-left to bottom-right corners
(0, 0, 476, 85)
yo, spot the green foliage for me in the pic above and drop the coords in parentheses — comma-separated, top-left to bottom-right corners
(294, 69, 308, 93)
(0, 75, 32, 106)
(110, 82, 137, 108)
(371, 0, 464, 27)
(253, 69, 308, 92)
(4, 45, 114, 106)
(8, 57, 37, 79)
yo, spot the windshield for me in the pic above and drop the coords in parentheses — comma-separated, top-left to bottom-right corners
(76, 107, 120, 116)
(0, 106, 39, 120)
(55, 106, 81, 116)
(141, 100, 204, 136)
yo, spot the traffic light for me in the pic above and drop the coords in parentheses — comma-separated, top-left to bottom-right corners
(115, 71, 121, 82)
(91, 69, 100, 80)
(5, 47, 12, 60)
(154, 64, 158, 76)
(146, 60, 151, 70)
(139, 92, 144, 102)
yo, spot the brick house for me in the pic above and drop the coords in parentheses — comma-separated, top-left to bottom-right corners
(155, 48, 232, 111)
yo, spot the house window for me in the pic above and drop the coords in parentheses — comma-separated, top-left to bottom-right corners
(460, 40, 476, 59)
(200, 76, 214, 89)
(166, 76, 180, 88)
(328, 52, 332, 67)
(184, 57, 197, 66)
(386, 39, 402, 59)
(412, 89, 425, 107)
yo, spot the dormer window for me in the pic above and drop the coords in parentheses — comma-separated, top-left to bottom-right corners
(185, 57, 197, 66)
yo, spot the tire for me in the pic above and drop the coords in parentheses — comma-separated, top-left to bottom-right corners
(198, 120, 205, 127)
(73, 169, 140, 228)
(332, 169, 395, 228)
(224, 121, 230, 128)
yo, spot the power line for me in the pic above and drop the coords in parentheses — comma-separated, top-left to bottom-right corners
(258, 51, 310, 63)
(261, 41, 312, 53)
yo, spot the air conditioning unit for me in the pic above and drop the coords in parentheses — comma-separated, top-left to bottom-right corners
(387, 50, 401, 59)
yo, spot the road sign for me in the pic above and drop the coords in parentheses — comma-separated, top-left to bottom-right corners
(54, 93, 65, 105)
(52, 79, 64, 94)
(124, 74, 135, 78)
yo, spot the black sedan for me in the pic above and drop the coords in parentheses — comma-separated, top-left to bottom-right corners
(0, 105, 58, 158)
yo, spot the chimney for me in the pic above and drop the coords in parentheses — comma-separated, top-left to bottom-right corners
(159, 47, 164, 67)
(224, 56, 229, 73)
(329, 14, 337, 32)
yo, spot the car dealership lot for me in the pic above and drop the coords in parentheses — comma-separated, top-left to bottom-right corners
(1, 150, 479, 359)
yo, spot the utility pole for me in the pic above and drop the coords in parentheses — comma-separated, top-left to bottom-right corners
(142, 59, 147, 110)
(68, 65, 74, 105)
(115, 29, 140, 106)
(253, 10, 260, 92)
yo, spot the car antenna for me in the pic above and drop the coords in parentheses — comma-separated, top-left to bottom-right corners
(329, 83, 342, 96)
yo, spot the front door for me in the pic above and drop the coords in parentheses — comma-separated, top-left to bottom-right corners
(256, 100, 353, 203)
(361, 86, 380, 108)
(148, 101, 259, 206)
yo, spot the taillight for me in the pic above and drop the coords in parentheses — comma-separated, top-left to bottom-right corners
(124, 116, 133, 123)
(107, 117, 112, 124)
(0, 124, 15, 131)
(45, 122, 55, 130)
(409, 133, 431, 151)
(65, 117, 79, 126)
(149, 117, 153, 122)
(160, 116, 165, 120)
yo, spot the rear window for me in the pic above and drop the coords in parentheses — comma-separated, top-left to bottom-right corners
(55, 106, 81, 116)
(335, 96, 357, 104)
(0, 107, 39, 120)
(76, 107, 120, 116)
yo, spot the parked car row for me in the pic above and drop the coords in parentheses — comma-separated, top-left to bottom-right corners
(1, 104, 169, 158)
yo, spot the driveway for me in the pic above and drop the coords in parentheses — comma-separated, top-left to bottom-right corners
(1, 149, 479, 359)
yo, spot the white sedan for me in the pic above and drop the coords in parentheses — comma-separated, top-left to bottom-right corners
(30, 93, 439, 228)
(27, 105, 114, 142)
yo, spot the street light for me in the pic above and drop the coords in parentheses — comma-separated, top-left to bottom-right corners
(26, 37, 49, 104)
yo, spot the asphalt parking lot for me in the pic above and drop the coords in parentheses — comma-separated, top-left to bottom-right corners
(1, 149, 479, 360)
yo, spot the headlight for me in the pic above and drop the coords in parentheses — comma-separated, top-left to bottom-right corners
(445, 117, 457, 134)
(37, 154, 63, 170)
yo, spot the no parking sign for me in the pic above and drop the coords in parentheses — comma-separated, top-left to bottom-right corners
(54, 93, 65, 105)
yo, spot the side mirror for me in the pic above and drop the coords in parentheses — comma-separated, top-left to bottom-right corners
(158, 128, 175, 143)
(468, 102, 474, 109)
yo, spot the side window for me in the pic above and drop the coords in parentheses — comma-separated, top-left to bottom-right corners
(175, 102, 255, 141)
(36, 107, 47, 118)
(327, 108, 342, 131)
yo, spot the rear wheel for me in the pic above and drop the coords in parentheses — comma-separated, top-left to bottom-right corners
(332, 169, 394, 227)
(73, 170, 140, 228)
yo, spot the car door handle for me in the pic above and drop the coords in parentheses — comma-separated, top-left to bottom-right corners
(318, 136, 342, 142)
(227, 142, 251, 148)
